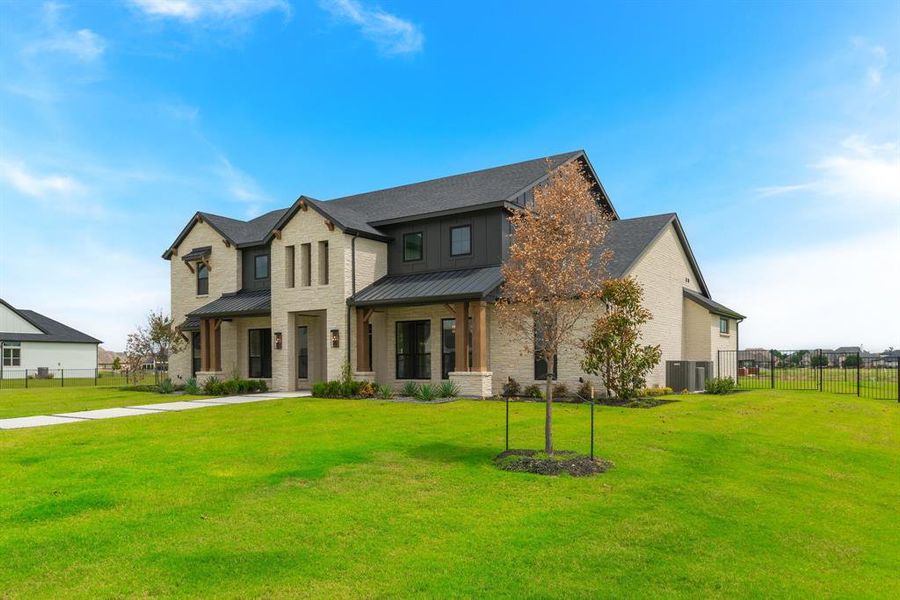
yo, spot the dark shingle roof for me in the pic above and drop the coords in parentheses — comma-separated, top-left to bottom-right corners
(0, 299, 101, 344)
(683, 288, 745, 320)
(188, 289, 271, 318)
(200, 208, 287, 246)
(600, 213, 676, 278)
(350, 267, 503, 307)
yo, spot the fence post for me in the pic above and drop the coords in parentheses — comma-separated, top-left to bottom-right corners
(896, 357, 899, 403)
(770, 350, 775, 389)
(818, 350, 822, 392)
(856, 351, 860, 397)
(61, 369, 65, 387)
(25, 369, 28, 389)
(94, 368, 98, 386)
(505, 393, 509, 451)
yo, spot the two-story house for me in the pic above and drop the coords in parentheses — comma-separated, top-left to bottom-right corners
(163, 150, 744, 396)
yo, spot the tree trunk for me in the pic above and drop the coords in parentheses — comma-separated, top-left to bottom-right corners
(545, 370, 554, 454)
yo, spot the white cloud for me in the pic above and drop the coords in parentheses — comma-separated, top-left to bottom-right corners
(25, 28, 106, 62)
(755, 135, 900, 209)
(214, 155, 269, 217)
(0, 160, 106, 217)
(852, 37, 888, 87)
(320, 0, 423, 55)
(707, 229, 900, 351)
(130, 0, 291, 22)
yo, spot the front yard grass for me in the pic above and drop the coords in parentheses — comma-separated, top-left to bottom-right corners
(0, 388, 212, 419)
(1, 390, 897, 598)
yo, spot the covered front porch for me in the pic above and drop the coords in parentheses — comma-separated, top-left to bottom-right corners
(350, 267, 501, 398)
(178, 289, 273, 385)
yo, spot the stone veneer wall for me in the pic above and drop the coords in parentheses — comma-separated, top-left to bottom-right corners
(168, 220, 241, 383)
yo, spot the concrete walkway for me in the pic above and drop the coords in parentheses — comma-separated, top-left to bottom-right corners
(0, 391, 310, 431)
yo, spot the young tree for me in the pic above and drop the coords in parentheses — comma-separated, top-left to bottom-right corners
(580, 277, 662, 400)
(131, 310, 186, 383)
(494, 160, 612, 453)
(111, 356, 122, 372)
(123, 333, 148, 384)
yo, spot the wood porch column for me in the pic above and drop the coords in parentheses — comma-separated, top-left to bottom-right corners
(212, 319, 222, 372)
(471, 301, 487, 372)
(199, 318, 209, 371)
(356, 307, 372, 371)
(454, 301, 469, 372)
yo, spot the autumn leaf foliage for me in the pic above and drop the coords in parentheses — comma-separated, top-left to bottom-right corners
(495, 159, 612, 452)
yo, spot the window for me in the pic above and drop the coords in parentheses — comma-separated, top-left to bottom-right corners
(403, 232, 423, 262)
(301, 243, 311, 286)
(396, 320, 431, 379)
(720, 317, 729, 334)
(254, 254, 269, 280)
(248, 329, 272, 378)
(318, 241, 329, 285)
(441, 318, 473, 379)
(3, 342, 21, 367)
(534, 323, 558, 381)
(197, 263, 209, 295)
(191, 333, 201, 376)
(285, 246, 295, 288)
(450, 225, 471, 256)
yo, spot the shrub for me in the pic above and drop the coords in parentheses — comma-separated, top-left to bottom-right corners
(437, 380, 459, 398)
(552, 383, 569, 399)
(400, 381, 420, 397)
(158, 378, 175, 394)
(311, 381, 328, 397)
(184, 377, 200, 395)
(641, 386, 673, 397)
(415, 383, 437, 402)
(522, 384, 544, 399)
(705, 377, 736, 395)
(203, 376, 222, 395)
(358, 382, 376, 398)
(576, 380, 594, 400)
(377, 384, 394, 399)
(502, 377, 521, 397)
(341, 380, 364, 397)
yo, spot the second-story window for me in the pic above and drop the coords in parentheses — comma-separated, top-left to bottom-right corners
(450, 225, 471, 256)
(254, 254, 269, 280)
(197, 263, 209, 295)
(403, 232, 423, 262)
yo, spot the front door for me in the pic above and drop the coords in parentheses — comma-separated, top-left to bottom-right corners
(248, 328, 272, 378)
(297, 326, 309, 380)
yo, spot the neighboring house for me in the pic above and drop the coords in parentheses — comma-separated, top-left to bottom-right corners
(0, 298, 101, 378)
(164, 150, 744, 396)
(97, 347, 125, 369)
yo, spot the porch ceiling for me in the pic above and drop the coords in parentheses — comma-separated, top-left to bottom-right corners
(350, 266, 503, 307)
(188, 289, 271, 319)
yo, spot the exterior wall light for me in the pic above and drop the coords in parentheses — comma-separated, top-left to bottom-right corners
(330, 329, 340, 348)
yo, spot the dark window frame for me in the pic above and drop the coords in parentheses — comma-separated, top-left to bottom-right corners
(533, 323, 558, 381)
(248, 328, 272, 378)
(719, 317, 729, 334)
(191, 332, 201, 376)
(402, 232, 424, 262)
(395, 319, 431, 380)
(254, 254, 270, 280)
(196, 263, 209, 296)
(449, 224, 472, 257)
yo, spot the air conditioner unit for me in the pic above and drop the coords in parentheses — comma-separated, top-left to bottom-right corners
(666, 360, 712, 392)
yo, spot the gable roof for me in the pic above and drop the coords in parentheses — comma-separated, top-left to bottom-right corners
(163, 208, 288, 259)
(0, 298, 102, 344)
(165, 150, 619, 256)
(597, 213, 710, 298)
(683, 288, 745, 320)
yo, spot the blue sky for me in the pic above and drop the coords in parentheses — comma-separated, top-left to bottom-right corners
(0, 0, 898, 351)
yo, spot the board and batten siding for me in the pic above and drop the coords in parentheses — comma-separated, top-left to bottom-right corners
(1, 342, 97, 378)
(0, 304, 42, 334)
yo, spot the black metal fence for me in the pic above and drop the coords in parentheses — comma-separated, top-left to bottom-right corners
(0, 368, 164, 390)
(717, 350, 899, 401)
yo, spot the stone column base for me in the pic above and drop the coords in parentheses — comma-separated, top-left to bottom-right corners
(449, 371, 493, 398)
(354, 371, 376, 382)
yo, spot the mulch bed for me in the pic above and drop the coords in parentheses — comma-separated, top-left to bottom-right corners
(494, 449, 613, 477)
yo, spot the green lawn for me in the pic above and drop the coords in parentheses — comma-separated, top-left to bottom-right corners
(0, 388, 212, 419)
(1, 390, 898, 598)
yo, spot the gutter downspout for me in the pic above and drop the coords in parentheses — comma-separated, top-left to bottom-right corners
(348, 234, 358, 365)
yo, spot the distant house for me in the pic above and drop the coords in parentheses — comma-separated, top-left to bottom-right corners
(0, 298, 101, 378)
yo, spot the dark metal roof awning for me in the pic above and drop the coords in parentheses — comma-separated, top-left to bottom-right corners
(683, 288, 745, 320)
(177, 316, 200, 332)
(181, 246, 212, 262)
(188, 289, 272, 318)
(350, 267, 503, 307)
